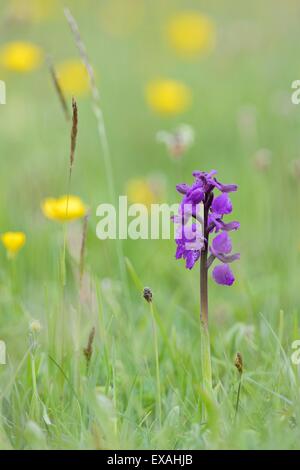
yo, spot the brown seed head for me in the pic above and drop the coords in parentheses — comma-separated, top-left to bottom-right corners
(143, 287, 153, 303)
(83, 326, 95, 369)
(70, 97, 78, 170)
(235, 352, 243, 374)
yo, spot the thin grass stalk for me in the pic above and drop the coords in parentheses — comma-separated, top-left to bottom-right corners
(47, 56, 70, 121)
(79, 213, 89, 287)
(234, 375, 242, 423)
(29, 331, 41, 421)
(69, 97, 78, 177)
(61, 97, 78, 288)
(9, 256, 16, 297)
(234, 352, 243, 423)
(64, 7, 128, 295)
(150, 301, 162, 427)
(30, 352, 39, 420)
(111, 342, 119, 436)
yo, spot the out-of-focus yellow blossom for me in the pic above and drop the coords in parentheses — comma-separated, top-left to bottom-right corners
(146, 79, 191, 115)
(167, 12, 216, 58)
(126, 178, 162, 207)
(56, 60, 90, 96)
(8, 0, 58, 23)
(0, 41, 43, 72)
(1, 232, 26, 258)
(42, 196, 87, 222)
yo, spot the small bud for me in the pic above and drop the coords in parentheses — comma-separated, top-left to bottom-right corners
(143, 287, 153, 303)
(29, 320, 42, 333)
(234, 352, 243, 374)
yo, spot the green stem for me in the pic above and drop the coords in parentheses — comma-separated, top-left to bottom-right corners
(30, 351, 40, 420)
(150, 302, 162, 427)
(234, 374, 242, 423)
(200, 202, 212, 420)
(61, 171, 72, 288)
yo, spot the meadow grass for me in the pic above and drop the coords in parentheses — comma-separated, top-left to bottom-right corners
(1, 0, 300, 450)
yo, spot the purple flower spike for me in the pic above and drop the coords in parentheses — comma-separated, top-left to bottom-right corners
(173, 169, 239, 399)
(211, 193, 232, 215)
(212, 264, 235, 286)
(173, 169, 239, 277)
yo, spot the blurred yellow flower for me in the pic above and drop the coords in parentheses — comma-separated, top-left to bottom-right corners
(57, 60, 90, 96)
(126, 178, 160, 207)
(167, 12, 216, 58)
(42, 195, 87, 222)
(146, 79, 191, 115)
(0, 41, 43, 72)
(1, 232, 26, 258)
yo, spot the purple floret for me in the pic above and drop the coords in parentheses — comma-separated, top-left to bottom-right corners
(211, 193, 232, 215)
(212, 264, 235, 286)
(175, 223, 204, 270)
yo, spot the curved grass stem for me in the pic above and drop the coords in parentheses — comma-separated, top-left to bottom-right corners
(150, 302, 162, 427)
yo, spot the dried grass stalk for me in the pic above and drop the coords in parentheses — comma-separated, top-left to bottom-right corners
(70, 97, 78, 174)
(47, 57, 70, 121)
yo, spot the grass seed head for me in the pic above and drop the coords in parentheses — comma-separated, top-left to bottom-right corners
(70, 97, 78, 171)
(143, 287, 153, 303)
(235, 352, 243, 374)
(83, 326, 96, 368)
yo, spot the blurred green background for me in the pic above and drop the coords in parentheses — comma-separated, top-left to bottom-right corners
(1, 0, 299, 312)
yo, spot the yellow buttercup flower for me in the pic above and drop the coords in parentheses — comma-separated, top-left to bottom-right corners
(1, 232, 26, 258)
(0, 41, 43, 72)
(126, 178, 159, 207)
(146, 79, 191, 115)
(167, 12, 216, 58)
(56, 60, 90, 96)
(42, 195, 87, 222)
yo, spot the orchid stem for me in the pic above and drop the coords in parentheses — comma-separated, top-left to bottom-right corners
(200, 202, 213, 421)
